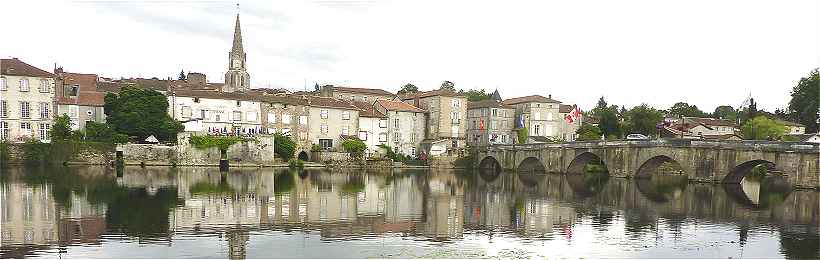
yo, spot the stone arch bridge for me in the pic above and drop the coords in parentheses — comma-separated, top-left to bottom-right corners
(476, 139, 819, 189)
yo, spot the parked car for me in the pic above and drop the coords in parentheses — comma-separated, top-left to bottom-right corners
(626, 134, 650, 140)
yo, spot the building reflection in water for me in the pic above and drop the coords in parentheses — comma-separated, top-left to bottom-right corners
(0, 165, 817, 259)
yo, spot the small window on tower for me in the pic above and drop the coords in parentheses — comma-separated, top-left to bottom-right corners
(194, 97, 200, 103)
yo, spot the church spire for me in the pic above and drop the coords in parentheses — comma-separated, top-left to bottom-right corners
(231, 11, 243, 54)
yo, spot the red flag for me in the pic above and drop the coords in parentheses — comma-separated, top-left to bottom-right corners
(572, 106, 582, 120)
(479, 118, 485, 130)
(565, 114, 574, 124)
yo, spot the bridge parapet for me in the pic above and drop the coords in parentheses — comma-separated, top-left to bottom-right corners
(486, 139, 819, 153)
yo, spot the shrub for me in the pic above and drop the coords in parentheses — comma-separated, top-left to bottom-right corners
(21, 139, 51, 165)
(189, 135, 249, 150)
(378, 144, 407, 162)
(741, 116, 787, 140)
(51, 115, 75, 141)
(288, 159, 304, 169)
(342, 138, 367, 159)
(112, 134, 129, 144)
(85, 122, 114, 142)
(517, 127, 528, 144)
(274, 133, 296, 161)
(311, 144, 322, 152)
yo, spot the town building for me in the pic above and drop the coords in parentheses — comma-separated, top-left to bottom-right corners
(306, 96, 360, 150)
(775, 119, 806, 135)
(320, 85, 396, 102)
(53, 69, 106, 130)
(168, 89, 263, 134)
(0, 58, 56, 142)
(660, 117, 740, 140)
(558, 104, 583, 142)
(401, 89, 467, 156)
(466, 100, 516, 146)
(501, 95, 562, 142)
(224, 13, 250, 92)
(373, 100, 426, 157)
(258, 94, 310, 149)
(351, 101, 388, 158)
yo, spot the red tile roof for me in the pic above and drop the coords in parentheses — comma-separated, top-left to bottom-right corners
(1, 58, 55, 78)
(683, 117, 736, 127)
(350, 101, 386, 118)
(57, 72, 106, 106)
(375, 100, 425, 113)
(501, 95, 560, 105)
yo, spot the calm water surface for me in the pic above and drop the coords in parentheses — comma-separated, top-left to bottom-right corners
(0, 166, 818, 259)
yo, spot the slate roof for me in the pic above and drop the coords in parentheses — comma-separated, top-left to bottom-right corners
(1, 58, 55, 78)
(559, 104, 575, 113)
(306, 96, 359, 110)
(467, 100, 514, 109)
(501, 95, 561, 105)
(331, 86, 395, 97)
(401, 89, 465, 100)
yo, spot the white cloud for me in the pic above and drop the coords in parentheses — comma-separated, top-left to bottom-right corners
(2, 0, 818, 111)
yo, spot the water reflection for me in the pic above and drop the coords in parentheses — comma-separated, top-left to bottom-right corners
(0, 166, 817, 259)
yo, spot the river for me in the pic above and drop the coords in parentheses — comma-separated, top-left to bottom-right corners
(0, 166, 817, 259)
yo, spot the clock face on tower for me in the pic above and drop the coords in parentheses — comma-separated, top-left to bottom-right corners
(232, 59, 241, 69)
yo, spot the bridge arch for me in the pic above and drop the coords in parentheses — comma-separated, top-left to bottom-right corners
(297, 151, 310, 161)
(478, 156, 503, 181)
(724, 160, 776, 184)
(566, 152, 608, 175)
(635, 155, 685, 179)
(518, 157, 546, 173)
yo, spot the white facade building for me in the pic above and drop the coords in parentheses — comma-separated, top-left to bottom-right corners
(168, 90, 263, 134)
(0, 58, 56, 142)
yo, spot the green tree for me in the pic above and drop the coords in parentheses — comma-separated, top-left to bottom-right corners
(440, 80, 456, 91)
(397, 83, 418, 96)
(576, 124, 602, 141)
(741, 116, 787, 140)
(624, 104, 663, 136)
(712, 105, 737, 121)
(517, 127, 529, 144)
(597, 109, 622, 139)
(787, 68, 819, 133)
(668, 102, 707, 118)
(461, 89, 490, 102)
(85, 121, 114, 142)
(342, 138, 367, 159)
(51, 114, 74, 141)
(274, 133, 296, 161)
(104, 86, 183, 142)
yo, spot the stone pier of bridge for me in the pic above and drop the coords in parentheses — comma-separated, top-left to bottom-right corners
(476, 139, 820, 189)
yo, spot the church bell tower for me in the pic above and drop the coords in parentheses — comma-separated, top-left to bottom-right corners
(224, 10, 250, 92)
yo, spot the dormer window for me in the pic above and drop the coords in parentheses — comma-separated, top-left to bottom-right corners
(194, 97, 200, 103)
(236, 100, 241, 107)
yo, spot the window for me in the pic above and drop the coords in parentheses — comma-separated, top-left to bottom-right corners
(20, 122, 32, 136)
(533, 124, 541, 136)
(342, 111, 350, 120)
(378, 133, 387, 142)
(379, 119, 387, 128)
(232, 111, 242, 121)
(38, 79, 49, 93)
(393, 118, 400, 128)
(181, 106, 192, 118)
(68, 85, 79, 97)
(200, 110, 207, 120)
(451, 125, 459, 137)
(299, 132, 307, 140)
(451, 99, 460, 108)
(194, 97, 200, 103)
(20, 101, 30, 118)
(282, 114, 291, 124)
(299, 115, 307, 125)
(267, 113, 276, 123)
(39, 102, 49, 119)
(0, 77, 6, 91)
(320, 109, 329, 119)
(215, 113, 222, 122)
(533, 112, 541, 120)
(411, 133, 416, 143)
(282, 128, 291, 135)
(320, 124, 328, 134)
(247, 111, 257, 122)
(393, 132, 400, 142)
(358, 131, 368, 140)
(342, 126, 349, 136)
(319, 139, 333, 149)
(547, 112, 553, 121)
(451, 112, 460, 124)
(236, 100, 241, 107)
(38, 123, 50, 141)
(19, 78, 29, 92)
(0, 122, 8, 140)
(546, 125, 554, 136)
(492, 120, 498, 129)
(492, 108, 498, 117)
(0, 100, 7, 118)
(68, 105, 78, 118)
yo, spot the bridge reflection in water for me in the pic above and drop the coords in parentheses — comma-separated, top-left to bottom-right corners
(0, 166, 817, 259)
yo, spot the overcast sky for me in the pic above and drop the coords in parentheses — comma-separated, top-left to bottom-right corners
(3, 0, 819, 112)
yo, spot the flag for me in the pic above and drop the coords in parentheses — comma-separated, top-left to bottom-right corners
(479, 119, 485, 130)
(572, 106, 582, 120)
(565, 114, 574, 124)
(518, 114, 525, 128)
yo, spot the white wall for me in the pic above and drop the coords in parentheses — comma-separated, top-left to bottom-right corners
(168, 95, 262, 134)
(0, 75, 55, 142)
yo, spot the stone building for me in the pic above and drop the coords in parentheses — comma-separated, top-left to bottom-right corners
(402, 89, 467, 156)
(0, 58, 56, 142)
(502, 95, 562, 142)
(466, 100, 516, 146)
(53, 69, 106, 130)
(167, 89, 263, 134)
(351, 101, 388, 158)
(373, 100, 426, 157)
(306, 96, 360, 150)
(258, 94, 310, 149)
(319, 85, 395, 102)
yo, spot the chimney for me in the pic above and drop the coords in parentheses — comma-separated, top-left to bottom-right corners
(54, 67, 64, 75)
(548, 94, 552, 99)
